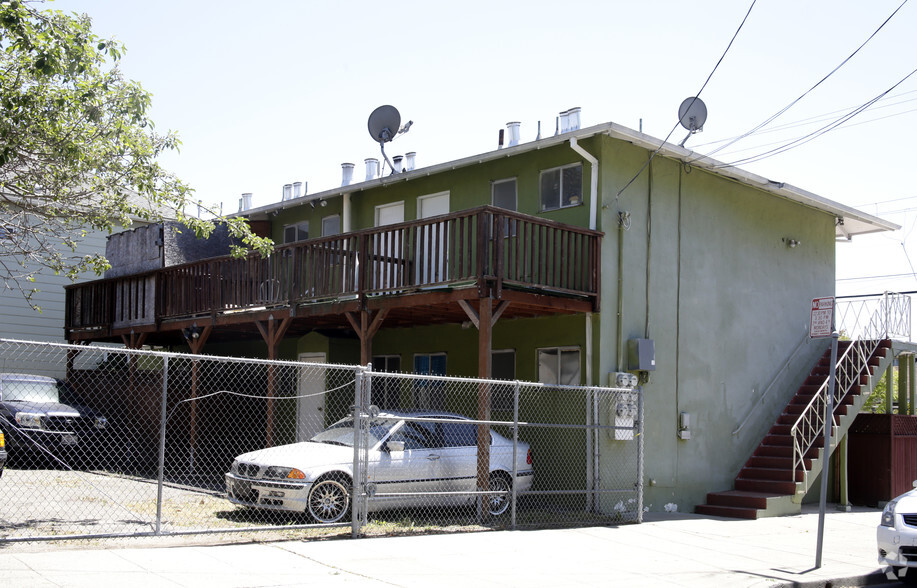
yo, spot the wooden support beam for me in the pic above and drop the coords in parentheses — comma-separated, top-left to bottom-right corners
(476, 297, 493, 521)
(255, 315, 293, 447)
(182, 324, 211, 472)
(120, 331, 148, 349)
(345, 309, 389, 366)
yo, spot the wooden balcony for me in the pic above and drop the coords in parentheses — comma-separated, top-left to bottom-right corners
(65, 206, 602, 346)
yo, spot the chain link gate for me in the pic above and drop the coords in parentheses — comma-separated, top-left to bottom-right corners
(0, 339, 643, 543)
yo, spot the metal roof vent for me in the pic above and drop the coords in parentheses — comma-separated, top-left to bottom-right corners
(282, 184, 292, 201)
(239, 193, 253, 212)
(506, 122, 521, 147)
(365, 158, 379, 181)
(341, 162, 355, 186)
(405, 152, 416, 171)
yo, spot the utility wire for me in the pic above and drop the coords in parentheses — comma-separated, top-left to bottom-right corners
(690, 90, 917, 150)
(615, 0, 757, 202)
(717, 66, 917, 167)
(695, 0, 910, 162)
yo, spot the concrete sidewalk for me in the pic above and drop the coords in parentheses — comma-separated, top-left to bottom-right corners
(0, 505, 892, 587)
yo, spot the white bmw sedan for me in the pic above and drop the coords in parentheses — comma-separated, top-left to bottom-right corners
(878, 481, 917, 583)
(225, 411, 534, 524)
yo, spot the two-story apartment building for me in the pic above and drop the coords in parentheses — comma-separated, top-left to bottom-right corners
(63, 114, 897, 513)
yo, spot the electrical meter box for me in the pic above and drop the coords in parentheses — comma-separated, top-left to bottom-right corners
(628, 338, 656, 371)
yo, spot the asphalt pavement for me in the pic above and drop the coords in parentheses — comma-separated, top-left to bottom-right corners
(0, 504, 896, 587)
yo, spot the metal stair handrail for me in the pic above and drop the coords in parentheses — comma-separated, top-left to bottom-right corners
(789, 292, 908, 484)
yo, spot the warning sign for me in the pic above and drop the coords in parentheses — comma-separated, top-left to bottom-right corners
(809, 297, 835, 339)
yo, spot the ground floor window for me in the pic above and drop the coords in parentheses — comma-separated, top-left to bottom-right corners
(371, 355, 401, 410)
(413, 353, 446, 409)
(492, 349, 516, 411)
(537, 347, 580, 386)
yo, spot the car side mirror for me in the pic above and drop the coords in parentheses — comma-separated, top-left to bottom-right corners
(384, 440, 405, 453)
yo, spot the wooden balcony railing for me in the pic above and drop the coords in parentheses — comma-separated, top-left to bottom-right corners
(65, 206, 602, 333)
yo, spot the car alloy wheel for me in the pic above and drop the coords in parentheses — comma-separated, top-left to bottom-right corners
(488, 474, 512, 516)
(307, 478, 350, 524)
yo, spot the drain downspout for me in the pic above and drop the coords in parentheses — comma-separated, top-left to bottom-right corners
(569, 137, 598, 231)
(569, 137, 599, 509)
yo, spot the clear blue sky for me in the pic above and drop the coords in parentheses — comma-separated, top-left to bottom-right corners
(50, 0, 917, 298)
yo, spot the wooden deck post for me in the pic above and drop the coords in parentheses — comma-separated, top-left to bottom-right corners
(183, 324, 211, 473)
(255, 316, 292, 448)
(345, 309, 388, 367)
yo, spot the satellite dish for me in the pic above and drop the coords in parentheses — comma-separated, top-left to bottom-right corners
(368, 105, 401, 144)
(678, 97, 707, 132)
(677, 97, 707, 147)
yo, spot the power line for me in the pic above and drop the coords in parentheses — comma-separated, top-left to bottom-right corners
(717, 66, 917, 167)
(615, 0, 757, 202)
(837, 272, 917, 282)
(695, 0, 910, 162)
(689, 90, 917, 150)
(711, 104, 917, 159)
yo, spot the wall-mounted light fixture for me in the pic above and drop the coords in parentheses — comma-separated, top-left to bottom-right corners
(182, 323, 202, 341)
(783, 238, 801, 249)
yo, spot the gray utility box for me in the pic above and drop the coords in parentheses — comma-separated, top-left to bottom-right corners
(628, 338, 656, 371)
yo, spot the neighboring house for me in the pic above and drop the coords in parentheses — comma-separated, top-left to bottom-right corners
(63, 113, 904, 514)
(0, 227, 135, 377)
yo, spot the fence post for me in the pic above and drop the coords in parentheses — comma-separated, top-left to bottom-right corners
(155, 355, 169, 535)
(636, 386, 644, 524)
(511, 380, 520, 530)
(884, 291, 890, 339)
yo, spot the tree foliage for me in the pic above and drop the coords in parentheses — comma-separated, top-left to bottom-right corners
(0, 1, 272, 309)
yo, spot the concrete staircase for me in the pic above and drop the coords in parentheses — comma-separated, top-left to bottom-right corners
(696, 339, 893, 519)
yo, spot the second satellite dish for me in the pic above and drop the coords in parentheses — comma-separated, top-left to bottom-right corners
(678, 97, 707, 132)
(368, 105, 401, 144)
(677, 97, 707, 147)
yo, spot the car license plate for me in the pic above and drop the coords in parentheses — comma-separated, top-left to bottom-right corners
(61, 434, 78, 446)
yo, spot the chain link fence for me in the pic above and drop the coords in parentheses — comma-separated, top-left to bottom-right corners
(0, 339, 642, 543)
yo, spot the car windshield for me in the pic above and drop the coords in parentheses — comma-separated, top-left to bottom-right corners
(1, 380, 60, 403)
(310, 418, 400, 448)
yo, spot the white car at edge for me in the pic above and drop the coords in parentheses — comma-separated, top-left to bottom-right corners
(878, 480, 917, 583)
(225, 411, 534, 524)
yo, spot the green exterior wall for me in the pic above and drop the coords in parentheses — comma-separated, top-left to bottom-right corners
(210, 132, 840, 512)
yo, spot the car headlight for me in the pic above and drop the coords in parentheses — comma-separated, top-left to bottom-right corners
(15, 413, 43, 429)
(881, 499, 898, 527)
(94, 416, 108, 429)
(264, 466, 307, 480)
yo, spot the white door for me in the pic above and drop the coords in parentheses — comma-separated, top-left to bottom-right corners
(296, 352, 327, 442)
(416, 192, 449, 285)
(372, 202, 405, 290)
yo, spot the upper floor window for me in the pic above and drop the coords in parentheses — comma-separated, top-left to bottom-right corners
(492, 178, 517, 211)
(539, 163, 583, 211)
(283, 221, 309, 244)
(322, 215, 340, 236)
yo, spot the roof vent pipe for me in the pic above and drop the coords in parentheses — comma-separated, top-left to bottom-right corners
(498, 128, 505, 149)
(365, 158, 379, 181)
(393, 155, 404, 173)
(405, 152, 416, 171)
(559, 109, 570, 133)
(293, 181, 303, 199)
(239, 192, 252, 212)
(341, 162, 354, 186)
(506, 121, 521, 147)
(282, 183, 292, 201)
(567, 107, 581, 131)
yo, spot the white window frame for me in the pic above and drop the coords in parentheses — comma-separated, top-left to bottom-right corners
(491, 177, 517, 211)
(536, 346, 581, 386)
(283, 221, 309, 244)
(321, 214, 341, 236)
(539, 163, 583, 212)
